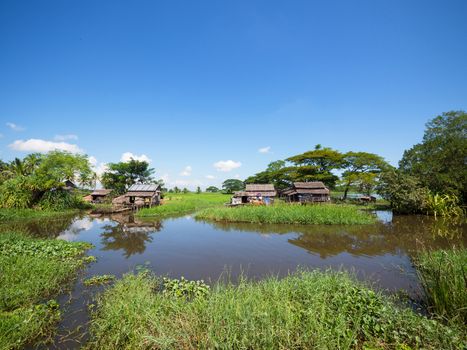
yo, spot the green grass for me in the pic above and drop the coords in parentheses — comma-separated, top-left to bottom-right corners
(0, 208, 79, 221)
(86, 270, 465, 349)
(0, 232, 93, 349)
(414, 248, 467, 328)
(137, 192, 230, 217)
(196, 203, 377, 225)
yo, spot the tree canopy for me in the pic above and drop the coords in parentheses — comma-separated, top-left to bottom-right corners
(101, 159, 155, 194)
(399, 111, 466, 203)
(222, 179, 244, 193)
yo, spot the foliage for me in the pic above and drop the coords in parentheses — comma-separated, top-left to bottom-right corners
(196, 186, 201, 194)
(0, 151, 94, 210)
(38, 189, 91, 211)
(340, 151, 389, 199)
(205, 186, 220, 192)
(84, 275, 116, 287)
(0, 232, 93, 349)
(101, 159, 155, 194)
(162, 276, 210, 300)
(377, 169, 430, 214)
(0, 208, 78, 221)
(399, 111, 467, 203)
(221, 179, 244, 193)
(86, 270, 465, 349)
(414, 248, 467, 328)
(425, 193, 465, 218)
(196, 203, 376, 225)
(137, 192, 230, 217)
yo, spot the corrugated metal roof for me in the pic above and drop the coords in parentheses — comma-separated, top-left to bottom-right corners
(127, 184, 160, 192)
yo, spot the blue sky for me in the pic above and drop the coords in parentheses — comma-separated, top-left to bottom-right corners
(1, 0, 466, 189)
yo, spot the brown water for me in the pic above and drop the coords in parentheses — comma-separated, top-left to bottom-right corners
(2, 211, 465, 349)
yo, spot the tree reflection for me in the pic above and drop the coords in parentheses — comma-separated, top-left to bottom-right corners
(100, 216, 163, 258)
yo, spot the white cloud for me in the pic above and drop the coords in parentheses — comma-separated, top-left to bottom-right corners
(6, 122, 25, 131)
(213, 160, 242, 172)
(120, 152, 152, 163)
(89, 156, 98, 166)
(180, 165, 192, 176)
(234, 174, 241, 179)
(258, 146, 271, 154)
(205, 175, 216, 180)
(9, 139, 83, 153)
(54, 134, 78, 141)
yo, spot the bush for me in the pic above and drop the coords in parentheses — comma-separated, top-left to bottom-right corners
(38, 190, 91, 211)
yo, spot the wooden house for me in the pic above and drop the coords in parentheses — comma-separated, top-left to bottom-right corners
(124, 184, 161, 208)
(90, 189, 112, 203)
(282, 182, 330, 203)
(232, 184, 277, 204)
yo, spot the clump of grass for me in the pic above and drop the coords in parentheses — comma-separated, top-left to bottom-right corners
(84, 275, 116, 287)
(414, 248, 467, 328)
(137, 192, 230, 217)
(0, 208, 78, 221)
(86, 271, 465, 349)
(196, 203, 376, 225)
(0, 232, 93, 349)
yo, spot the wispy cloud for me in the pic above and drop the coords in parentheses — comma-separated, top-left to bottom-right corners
(9, 139, 83, 153)
(258, 146, 271, 154)
(205, 175, 216, 180)
(180, 165, 192, 176)
(54, 134, 78, 141)
(213, 160, 242, 172)
(6, 122, 25, 131)
(121, 152, 152, 163)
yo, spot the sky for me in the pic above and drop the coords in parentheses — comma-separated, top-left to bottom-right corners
(1, 0, 466, 189)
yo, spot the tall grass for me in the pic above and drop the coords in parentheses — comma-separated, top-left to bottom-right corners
(137, 192, 230, 217)
(86, 270, 465, 349)
(415, 248, 467, 328)
(0, 232, 93, 349)
(0, 208, 79, 221)
(196, 203, 376, 225)
(425, 193, 465, 218)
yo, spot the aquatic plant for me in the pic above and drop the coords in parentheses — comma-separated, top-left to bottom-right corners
(196, 203, 376, 225)
(86, 270, 465, 349)
(425, 193, 465, 218)
(162, 276, 210, 300)
(414, 248, 467, 328)
(84, 275, 115, 287)
(0, 232, 93, 349)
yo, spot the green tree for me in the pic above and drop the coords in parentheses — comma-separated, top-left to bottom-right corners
(101, 159, 155, 194)
(206, 186, 220, 193)
(377, 169, 429, 214)
(399, 111, 467, 203)
(222, 179, 244, 193)
(196, 186, 201, 194)
(173, 186, 181, 193)
(341, 152, 389, 199)
(182, 187, 189, 194)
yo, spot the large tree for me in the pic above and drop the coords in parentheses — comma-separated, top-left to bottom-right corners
(222, 179, 244, 193)
(399, 111, 467, 203)
(340, 152, 389, 199)
(101, 159, 155, 194)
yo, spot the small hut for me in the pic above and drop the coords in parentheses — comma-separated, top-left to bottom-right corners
(282, 182, 330, 203)
(124, 184, 161, 208)
(232, 184, 277, 205)
(90, 189, 112, 203)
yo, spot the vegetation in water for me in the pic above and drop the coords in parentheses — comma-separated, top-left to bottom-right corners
(0, 232, 93, 349)
(86, 270, 465, 349)
(162, 276, 210, 300)
(137, 192, 230, 217)
(414, 248, 467, 328)
(84, 275, 116, 287)
(196, 203, 376, 225)
(425, 193, 465, 218)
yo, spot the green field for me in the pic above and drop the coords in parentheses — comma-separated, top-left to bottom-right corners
(86, 270, 465, 349)
(137, 192, 230, 217)
(196, 203, 377, 225)
(0, 232, 93, 349)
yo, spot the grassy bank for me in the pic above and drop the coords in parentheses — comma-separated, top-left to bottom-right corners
(86, 270, 465, 349)
(0, 232, 93, 349)
(415, 248, 467, 328)
(137, 192, 230, 217)
(0, 208, 79, 221)
(196, 203, 376, 225)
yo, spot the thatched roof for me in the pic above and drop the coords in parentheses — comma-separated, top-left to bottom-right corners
(283, 182, 330, 196)
(233, 184, 277, 197)
(293, 182, 327, 189)
(91, 189, 112, 196)
(112, 195, 127, 204)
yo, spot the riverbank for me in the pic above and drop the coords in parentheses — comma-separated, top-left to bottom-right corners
(0, 232, 93, 349)
(196, 203, 377, 225)
(86, 270, 465, 349)
(0, 208, 80, 221)
(137, 192, 230, 217)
